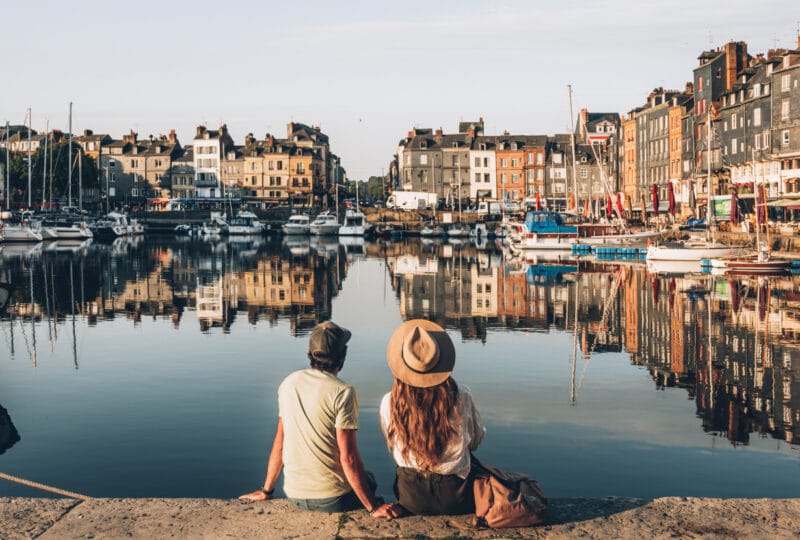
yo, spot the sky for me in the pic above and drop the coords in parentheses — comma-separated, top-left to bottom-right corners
(2, 0, 799, 180)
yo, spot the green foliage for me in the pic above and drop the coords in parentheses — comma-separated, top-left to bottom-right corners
(0, 141, 98, 206)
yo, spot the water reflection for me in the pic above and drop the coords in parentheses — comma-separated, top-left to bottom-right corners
(0, 404, 20, 455)
(1, 237, 799, 454)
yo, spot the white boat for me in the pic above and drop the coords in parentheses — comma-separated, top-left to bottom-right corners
(447, 222, 470, 238)
(1, 222, 43, 242)
(227, 210, 263, 235)
(645, 259, 704, 275)
(339, 209, 367, 236)
(577, 228, 663, 247)
(709, 242, 792, 275)
(646, 241, 742, 261)
(91, 212, 131, 239)
(420, 223, 446, 237)
(283, 214, 311, 235)
(40, 217, 94, 240)
(129, 218, 145, 235)
(310, 212, 340, 236)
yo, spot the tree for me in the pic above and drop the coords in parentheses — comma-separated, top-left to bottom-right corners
(0, 141, 98, 207)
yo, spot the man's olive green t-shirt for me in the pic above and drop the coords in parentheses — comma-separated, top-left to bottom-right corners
(278, 369, 359, 499)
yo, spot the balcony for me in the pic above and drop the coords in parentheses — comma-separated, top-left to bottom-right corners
(195, 178, 219, 188)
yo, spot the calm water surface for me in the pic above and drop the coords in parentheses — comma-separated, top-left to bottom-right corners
(1, 235, 799, 500)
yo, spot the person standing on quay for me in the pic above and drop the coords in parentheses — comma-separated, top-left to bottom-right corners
(240, 321, 398, 519)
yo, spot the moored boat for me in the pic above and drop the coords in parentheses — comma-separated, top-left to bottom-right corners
(310, 212, 340, 236)
(283, 214, 311, 235)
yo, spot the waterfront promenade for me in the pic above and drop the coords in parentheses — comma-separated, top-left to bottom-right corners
(4, 496, 800, 539)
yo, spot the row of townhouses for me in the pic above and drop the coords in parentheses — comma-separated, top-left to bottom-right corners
(0, 122, 344, 210)
(390, 35, 800, 219)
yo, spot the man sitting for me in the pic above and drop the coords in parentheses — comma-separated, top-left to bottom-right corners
(240, 321, 397, 519)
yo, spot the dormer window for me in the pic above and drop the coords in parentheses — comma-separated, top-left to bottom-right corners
(452, 142, 458, 148)
(511, 143, 518, 150)
(479, 143, 486, 150)
(420, 141, 427, 148)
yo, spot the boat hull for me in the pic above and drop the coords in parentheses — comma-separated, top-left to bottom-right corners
(646, 244, 740, 261)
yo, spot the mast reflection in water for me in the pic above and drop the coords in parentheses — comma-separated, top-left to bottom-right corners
(0, 236, 798, 499)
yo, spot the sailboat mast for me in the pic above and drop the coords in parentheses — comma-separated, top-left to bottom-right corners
(4, 121, 9, 211)
(568, 85, 579, 212)
(27, 108, 32, 209)
(68, 102, 73, 208)
(42, 119, 48, 210)
(78, 150, 83, 210)
(706, 111, 713, 240)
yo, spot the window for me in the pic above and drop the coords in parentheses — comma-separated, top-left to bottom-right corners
(420, 154, 428, 165)
(527, 153, 533, 164)
(782, 74, 791, 91)
(511, 158, 518, 167)
(698, 76, 703, 91)
(474, 157, 480, 167)
(553, 183, 565, 193)
(526, 170, 533, 181)
(475, 172, 480, 182)
(731, 113, 737, 128)
(580, 168, 588, 178)
(536, 153, 543, 165)
(405, 154, 410, 165)
(783, 130, 790, 146)
(764, 131, 770, 149)
(755, 133, 762, 150)
(500, 158, 507, 167)
(553, 153, 563, 164)
(501, 173, 507, 183)
(131, 159, 138, 168)
(753, 84, 761, 97)
(781, 99, 790, 120)
(536, 169, 543, 180)
(753, 108, 761, 127)
(511, 173, 518, 184)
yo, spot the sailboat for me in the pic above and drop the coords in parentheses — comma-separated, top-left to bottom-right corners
(2, 111, 43, 243)
(709, 182, 791, 274)
(447, 166, 470, 238)
(646, 111, 742, 262)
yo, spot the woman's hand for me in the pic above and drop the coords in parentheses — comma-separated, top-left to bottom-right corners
(370, 502, 404, 519)
(238, 489, 272, 502)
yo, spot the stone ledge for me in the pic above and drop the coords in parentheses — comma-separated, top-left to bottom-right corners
(2, 496, 799, 539)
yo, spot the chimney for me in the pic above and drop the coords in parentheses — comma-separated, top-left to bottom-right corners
(467, 126, 475, 139)
(266, 134, 274, 146)
(724, 41, 747, 91)
(435, 128, 443, 139)
(685, 81, 694, 94)
(168, 129, 176, 144)
(219, 124, 228, 135)
(83, 129, 93, 137)
(579, 108, 588, 139)
(245, 133, 254, 146)
(407, 130, 415, 138)
(196, 125, 205, 138)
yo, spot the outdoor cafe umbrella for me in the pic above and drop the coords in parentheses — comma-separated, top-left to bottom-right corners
(568, 192, 576, 211)
(651, 184, 660, 217)
(667, 182, 675, 216)
(730, 186, 739, 224)
(616, 192, 625, 219)
(688, 181, 696, 215)
(584, 197, 590, 218)
(535, 192, 542, 211)
(606, 195, 613, 219)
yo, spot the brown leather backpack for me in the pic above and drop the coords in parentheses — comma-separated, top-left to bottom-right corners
(470, 456, 548, 528)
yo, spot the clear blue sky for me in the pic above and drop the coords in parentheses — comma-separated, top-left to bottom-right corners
(2, 0, 798, 180)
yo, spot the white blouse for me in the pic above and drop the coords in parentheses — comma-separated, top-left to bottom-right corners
(379, 384, 485, 479)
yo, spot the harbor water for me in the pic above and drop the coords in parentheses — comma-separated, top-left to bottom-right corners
(0, 235, 799, 500)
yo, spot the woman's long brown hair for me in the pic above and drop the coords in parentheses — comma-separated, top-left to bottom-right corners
(387, 377, 460, 470)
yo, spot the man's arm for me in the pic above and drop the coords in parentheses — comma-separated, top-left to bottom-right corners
(337, 428, 400, 518)
(239, 418, 284, 501)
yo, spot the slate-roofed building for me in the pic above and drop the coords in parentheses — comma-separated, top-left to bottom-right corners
(772, 45, 800, 195)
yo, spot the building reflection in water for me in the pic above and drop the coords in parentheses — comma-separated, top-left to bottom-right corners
(1, 237, 798, 448)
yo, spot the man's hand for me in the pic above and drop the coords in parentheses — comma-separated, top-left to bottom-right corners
(239, 489, 272, 502)
(371, 502, 404, 519)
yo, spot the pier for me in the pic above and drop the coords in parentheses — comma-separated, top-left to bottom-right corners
(4, 496, 800, 539)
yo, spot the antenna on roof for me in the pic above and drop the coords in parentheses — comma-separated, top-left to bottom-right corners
(707, 31, 713, 47)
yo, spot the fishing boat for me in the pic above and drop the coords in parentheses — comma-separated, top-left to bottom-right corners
(309, 212, 340, 235)
(39, 215, 94, 240)
(283, 213, 311, 235)
(446, 222, 470, 238)
(506, 210, 578, 251)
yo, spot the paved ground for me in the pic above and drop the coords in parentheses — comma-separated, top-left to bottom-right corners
(3, 496, 800, 539)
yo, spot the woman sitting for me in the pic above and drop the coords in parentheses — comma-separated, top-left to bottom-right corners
(379, 319, 485, 516)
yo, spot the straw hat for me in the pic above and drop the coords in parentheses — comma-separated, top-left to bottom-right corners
(386, 319, 455, 388)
